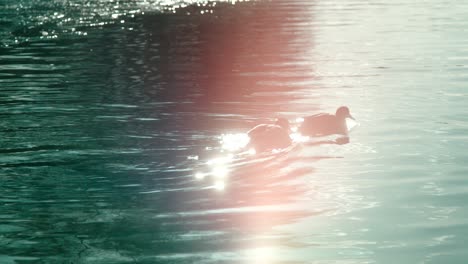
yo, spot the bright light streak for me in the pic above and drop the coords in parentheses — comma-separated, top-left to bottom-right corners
(247, 148, 256, 155)
(220, 133, 250, 152)
(212, 166, 229, 178)
(187, 155, 199, 160)
(272, 148, 282, 154)
(295, 117, 304, 123)
(213, 181, 225, 191)
(207, 155, 233, 166)
(290, 132, 309, 143)
(247, 247, 275, 264)
(195, 172, 205, 180)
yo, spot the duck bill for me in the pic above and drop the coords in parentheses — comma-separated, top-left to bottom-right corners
(347, 114, 356, 120)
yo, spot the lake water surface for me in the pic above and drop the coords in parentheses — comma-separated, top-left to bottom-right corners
(1, 0, 468, 263)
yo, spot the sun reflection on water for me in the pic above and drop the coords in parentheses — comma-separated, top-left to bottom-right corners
(220, 133, 250, 152)
(193, 115, 359, 193)
(194, 172, 205, 180)
(213, 180, 226, 191)
(185, 115, 364, 261)
(290, 132, 310, 143)
(192, 133, 257, 191)
(212, 165, 229, 178)
(346, 117, 360, 132)
(193, 152, 235, 191)
(247, 246, 275, 264)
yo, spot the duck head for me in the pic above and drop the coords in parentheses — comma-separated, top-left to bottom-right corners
(336, 106, 355, 120)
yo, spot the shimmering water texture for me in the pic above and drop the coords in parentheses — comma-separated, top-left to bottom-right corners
(2, 0, 468, 263)
(194, 115, 358, 191)
(0, 0, 245, 46)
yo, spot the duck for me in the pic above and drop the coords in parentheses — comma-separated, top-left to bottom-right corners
(247, 118, 292, 152)
(299, 106, 355, 136)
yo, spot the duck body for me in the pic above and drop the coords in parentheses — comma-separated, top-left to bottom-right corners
(247, 118, 291, 152)
(299, 106, 354, 136)
(299, 113, 348, 136)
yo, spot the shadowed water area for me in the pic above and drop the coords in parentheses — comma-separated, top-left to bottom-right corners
(1, 0, 468, 263)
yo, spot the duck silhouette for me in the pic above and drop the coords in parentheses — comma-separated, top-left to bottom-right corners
(247, 118, 292, 152)
(299, 106, 355, 136)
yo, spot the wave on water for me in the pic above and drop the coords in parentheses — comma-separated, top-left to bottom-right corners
(0, 0, 251, 47)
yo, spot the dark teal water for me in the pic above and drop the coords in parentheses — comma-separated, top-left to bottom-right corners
(2, 0, 468, 263)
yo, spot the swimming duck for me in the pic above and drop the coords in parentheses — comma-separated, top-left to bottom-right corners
(299, 106, 355, 136)
(247, 118, 292, 152)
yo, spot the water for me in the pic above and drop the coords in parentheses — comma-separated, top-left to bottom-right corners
(1, 0, 468, 263)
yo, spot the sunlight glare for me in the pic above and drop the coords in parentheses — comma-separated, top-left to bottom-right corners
(213, 180, 225, 191)
(195, 172, 205, 180)
(290, 132, 309, 143)
(220, 133, 250, 152)
(212, 166, 229, 178)
(187, 155, 199, 160)
(272, 148, 283, 154)
(295, 117, 304, 123)
(207, 155, 233, 166)
(247, 246, 275, 264)
(247, 148, 256, 155)
(346, 118, 359, 132)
